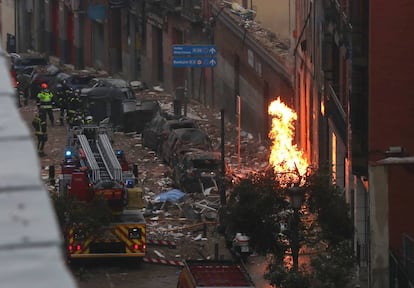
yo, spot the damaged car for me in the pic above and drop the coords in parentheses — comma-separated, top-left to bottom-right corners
(172, 148, 224, 193)
(161, 128, 213, 166)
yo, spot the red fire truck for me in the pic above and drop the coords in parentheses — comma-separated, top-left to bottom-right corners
(59, 124, 146, 262)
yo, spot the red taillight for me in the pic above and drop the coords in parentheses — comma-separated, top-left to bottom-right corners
(134, 244, 139, 250)
(68, 245, 73, 252)
(142, 244, 146, 251)
(76, 245, 81, 251)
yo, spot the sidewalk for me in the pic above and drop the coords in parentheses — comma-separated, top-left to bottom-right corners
(208, 232, 271, 288)
(208, 231, 368, 288)
(245, 254, 273, 288)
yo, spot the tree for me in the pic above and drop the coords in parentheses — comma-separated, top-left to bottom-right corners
(226, 167, 356, 288)
(306, 168, 354, 244)
(51, 192, 112, 235)
(226, 168, 289, 254)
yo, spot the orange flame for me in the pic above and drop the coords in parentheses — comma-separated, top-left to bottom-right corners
(268, 97, 308, 184)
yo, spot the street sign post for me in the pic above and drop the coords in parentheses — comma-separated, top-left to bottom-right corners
(172, 45, 218, 68)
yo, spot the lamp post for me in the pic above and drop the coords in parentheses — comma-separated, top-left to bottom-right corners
(287, 186, 305, 271)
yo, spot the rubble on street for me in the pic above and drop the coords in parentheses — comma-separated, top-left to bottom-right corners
(26, 85, 272, 265)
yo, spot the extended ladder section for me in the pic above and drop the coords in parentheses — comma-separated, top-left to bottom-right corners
(97, 133, 122, 182)
(77, 133, 122, 183)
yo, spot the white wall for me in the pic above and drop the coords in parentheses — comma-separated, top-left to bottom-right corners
(0, 42, 77, 288)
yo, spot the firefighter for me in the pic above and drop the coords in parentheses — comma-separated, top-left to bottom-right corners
(67, 90, 82, 127)
(32, 111, 48, 157)
(116, 149, 129, 171)
(70, 113, 85, 128)
(36, 83, 55, 126)
(55, 85, 70, 126)
(85, 115, 94, 125)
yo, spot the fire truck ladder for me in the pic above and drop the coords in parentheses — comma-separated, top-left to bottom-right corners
(77, 133, 122, 183)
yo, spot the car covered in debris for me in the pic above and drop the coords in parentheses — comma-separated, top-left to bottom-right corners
(142, 114, 170, 152)
(161, 128, 213, 166)
(11, 54, 47, 75)
(16, 65, 37, 101)
(29, 64, 61, 97)
(124, 99, 162, 133)
(78, 77, 136, 128)
(60, 73, 96, 92)
(172, 148, 223, 193)
(48, 72, 95, 101)
(81, 77, 135, 100)
(142, 114, 199, 152)
(158, 118, 200, 149)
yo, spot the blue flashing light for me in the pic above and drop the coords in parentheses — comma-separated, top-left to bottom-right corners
(126, 179, 134, 188)
(116, 149, 123, 156)
(65, 150, 72, 159)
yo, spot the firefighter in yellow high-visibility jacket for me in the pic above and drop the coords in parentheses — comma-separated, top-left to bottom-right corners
(37, 83, 55, 126)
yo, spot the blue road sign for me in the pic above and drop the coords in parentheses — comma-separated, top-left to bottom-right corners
(173, 57, 217, 68)
(172, 45, 217, 56)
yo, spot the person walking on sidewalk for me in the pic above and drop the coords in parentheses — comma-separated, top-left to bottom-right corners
(37, 83, 55, 126)
(32, 111, 48, 157)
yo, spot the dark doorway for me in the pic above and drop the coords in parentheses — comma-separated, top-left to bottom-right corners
(152, 26, 164, 83)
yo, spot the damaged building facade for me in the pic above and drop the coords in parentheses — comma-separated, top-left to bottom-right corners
(6, 0, 414, 286)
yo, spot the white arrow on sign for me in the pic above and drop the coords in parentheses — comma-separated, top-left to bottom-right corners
(209, 47, 217, 54)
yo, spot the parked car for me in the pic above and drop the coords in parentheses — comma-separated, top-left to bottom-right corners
(48, 72, 96, 105)
(141, 112, 191, 152)
(11, 54, 47, 75)
(81, 77, 136, 101)
(79, 78, 136, 128)
(47, 72, 70, 92)
(29, 64, 61, 98)
(161, 128, 212, 166)
(157, 117, 200, 155)
(128, 99, 162, 133)
(61, 73, 96, 92)
(141, 114, 169, 152)
(172, 148, 223, 193)
(16, 65, 37, 102)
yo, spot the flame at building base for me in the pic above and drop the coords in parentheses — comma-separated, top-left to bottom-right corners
(268, 97, 309, 185)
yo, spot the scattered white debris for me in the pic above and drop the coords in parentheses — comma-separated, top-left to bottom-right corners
(193, 234, 203, 241)
(153, 86, 164, 92)
(154, 250, 165, 258)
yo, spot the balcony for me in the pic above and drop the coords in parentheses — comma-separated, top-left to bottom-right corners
(181, 0, 203, 23)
